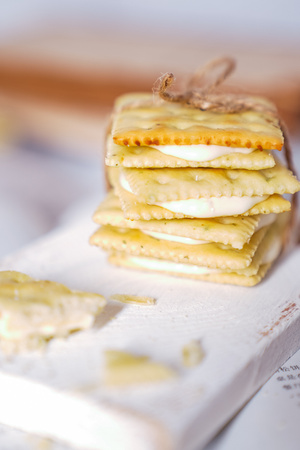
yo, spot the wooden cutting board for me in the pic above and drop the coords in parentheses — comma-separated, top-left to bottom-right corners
(0, 215, 299, 450)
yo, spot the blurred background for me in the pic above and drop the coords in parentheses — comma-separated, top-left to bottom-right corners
(0, 0, 300, 257)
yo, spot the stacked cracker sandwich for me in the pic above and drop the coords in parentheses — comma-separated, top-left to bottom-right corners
(90, 65, 300, 286)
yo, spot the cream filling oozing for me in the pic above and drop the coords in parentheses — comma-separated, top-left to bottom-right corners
(155, 196, 268, 218)
(261, 232, 282, 264)
(120, 173, 268, 218)
(129, 256, 221, 275)
(120, 173, 267, 218)
(149, 144, 255, 162)
(142, 230, 207, 245)
(142, 212, 276, 245)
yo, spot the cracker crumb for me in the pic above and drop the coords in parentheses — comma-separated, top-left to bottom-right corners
(110, 293, 156, 305)
(104, 350, 176, 386)
(0, 270, 106, 354)
(182, 340, 205, 367)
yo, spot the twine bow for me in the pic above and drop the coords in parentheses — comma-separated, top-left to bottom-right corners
(157, 56, 275, 114)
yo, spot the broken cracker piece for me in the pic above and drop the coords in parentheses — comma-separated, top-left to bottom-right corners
(182, 340, 205, 367)
(104, 350, 176, 386)
(0, 270, 33, 283)
(0, 271, 106, 353)
(110, 293, 156, 305)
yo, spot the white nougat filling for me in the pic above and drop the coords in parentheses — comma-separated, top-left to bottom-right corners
(155, 196, 268, 218)
(142, 231, 208, 245)
(142, 213, 276, 246)
(120, 172, 268, 218)
(149, 144, 255, 162)
(129, 256, 221, 275)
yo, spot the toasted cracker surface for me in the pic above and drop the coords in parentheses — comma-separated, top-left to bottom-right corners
(90, 225, 269, 270)
(112, 93, 283, 150)
(93, 191, 261, 249)
(106, 136, 275, 170)
(120, 163, 300, 202)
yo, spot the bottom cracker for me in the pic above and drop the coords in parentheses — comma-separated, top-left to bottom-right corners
(107, 252, 272, 287)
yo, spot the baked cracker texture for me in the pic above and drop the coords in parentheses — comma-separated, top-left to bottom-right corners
(92, 192, 263, 249)
(106, 136, 276, 170)
(119, 164, 300, 203)
(90, 224, 269, 270)
(91, 86, 300, 286)
(111, 93, 283, 150)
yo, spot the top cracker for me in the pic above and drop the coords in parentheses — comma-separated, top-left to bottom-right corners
(111, 93, 283, 151)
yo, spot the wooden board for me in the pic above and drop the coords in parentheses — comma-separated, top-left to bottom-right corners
(0, 217, 299, 450)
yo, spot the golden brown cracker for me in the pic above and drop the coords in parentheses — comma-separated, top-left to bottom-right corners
(112, 93, 283, 150)
(106, 136, 275, 170)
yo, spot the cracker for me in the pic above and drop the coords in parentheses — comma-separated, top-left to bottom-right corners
(0, 271, 106, 353)
(90, 225, 268, 270)
(114, 180, 291, 221)
(182, 340, 205, 367)
(109, 251, 272, 287)
(120, 163, 300, 202)
(103, 349, 176, 386)
(0, 270, 33, 283)
(107, 214, 286, 286)
(110, 293, 156, 305)
(106, 136, 275, 170)
(93, 192, 262, 249)
(112, 93, 283, 150)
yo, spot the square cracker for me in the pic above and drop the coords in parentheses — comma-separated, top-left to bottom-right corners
(92, 191, 262, 249)
(111, 93, 283, 150)
(109, 252, 272, 287)
(106, 213, 286, 285)
(109, 168, 291, 220)
(90, 224, 269, 270)
(120, 163, 300, 202)
(105, 136, 275, 170)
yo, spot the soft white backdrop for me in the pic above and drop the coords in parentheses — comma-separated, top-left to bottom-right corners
(0, 0, 299, 44)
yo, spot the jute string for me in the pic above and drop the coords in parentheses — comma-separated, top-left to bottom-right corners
(156, 57, 276, 114)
